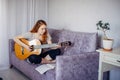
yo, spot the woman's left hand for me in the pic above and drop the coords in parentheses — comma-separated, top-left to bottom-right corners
(51, 45, 61, 49)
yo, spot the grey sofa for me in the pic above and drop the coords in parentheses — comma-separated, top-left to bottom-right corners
(9, 28, 99, 80)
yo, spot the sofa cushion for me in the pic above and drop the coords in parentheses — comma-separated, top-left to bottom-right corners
(48, 28, 63, 43)
(48, 28, 65, 54)
(58, 30, 98, 55)
(45, 69, 55, 80)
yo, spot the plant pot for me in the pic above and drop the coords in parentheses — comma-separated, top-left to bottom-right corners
(103, 39, 114, 51)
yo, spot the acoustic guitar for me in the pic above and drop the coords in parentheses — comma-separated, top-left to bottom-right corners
(14, 38, 71, 60)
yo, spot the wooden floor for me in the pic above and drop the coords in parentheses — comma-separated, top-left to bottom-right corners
(0, 67, 30, 80)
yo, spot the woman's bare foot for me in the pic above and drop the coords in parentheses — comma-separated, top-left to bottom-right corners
(44, 55, 52, 61)
(51, 60, 56, 63)
(41, 58, 55, 64)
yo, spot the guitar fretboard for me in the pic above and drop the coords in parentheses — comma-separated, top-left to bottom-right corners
(33, 43, 58, 49)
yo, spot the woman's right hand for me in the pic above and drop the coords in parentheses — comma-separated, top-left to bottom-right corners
(13, 37, 33, 52)
(25, 45, 33, 52)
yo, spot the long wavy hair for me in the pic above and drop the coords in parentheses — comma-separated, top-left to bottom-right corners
(30, 20, 48, 43)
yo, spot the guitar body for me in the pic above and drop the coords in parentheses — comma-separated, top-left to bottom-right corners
(14, 38, 42, 60)
(15, 38, 71, 60)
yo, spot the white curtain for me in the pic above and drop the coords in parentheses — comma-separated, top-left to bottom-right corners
(0, 0, 9, 68)
(8, 0, 48, 38)
(0, 0, 47, 68)
(8, 0, 34, 38)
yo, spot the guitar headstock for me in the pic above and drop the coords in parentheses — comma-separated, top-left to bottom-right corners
(60, 41, 72, 47)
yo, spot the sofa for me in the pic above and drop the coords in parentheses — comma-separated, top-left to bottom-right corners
(9, 28, 99, 80)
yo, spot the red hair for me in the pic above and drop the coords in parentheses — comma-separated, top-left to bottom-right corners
(30, 20, 48, 43)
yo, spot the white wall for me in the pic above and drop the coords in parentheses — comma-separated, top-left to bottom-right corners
(48, 0, 120, 80)
(48, 0, 120, 48)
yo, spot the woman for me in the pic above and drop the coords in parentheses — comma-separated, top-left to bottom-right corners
(14, 20, 61, 64)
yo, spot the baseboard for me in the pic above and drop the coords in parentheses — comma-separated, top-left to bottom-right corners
(0, 65, 10, 70)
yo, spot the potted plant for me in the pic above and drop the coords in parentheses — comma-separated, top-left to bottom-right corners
(96, 20, 113, 51)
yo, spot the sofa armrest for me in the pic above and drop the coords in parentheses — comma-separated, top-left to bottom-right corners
(9, 39, 15, 54)
(56, 52, 99, 80)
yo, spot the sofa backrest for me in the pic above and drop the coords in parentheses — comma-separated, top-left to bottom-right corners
(48, 28, 98, 55)
(9, 28, 98, 56)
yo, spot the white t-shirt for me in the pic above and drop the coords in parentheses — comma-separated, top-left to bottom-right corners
(21, 32, 52, 42)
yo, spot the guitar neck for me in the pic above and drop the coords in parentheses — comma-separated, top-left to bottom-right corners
(33, 43, 58, 49)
